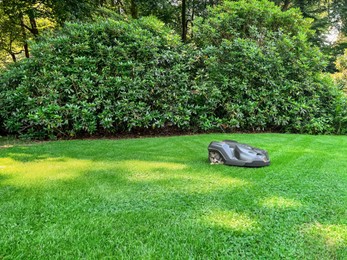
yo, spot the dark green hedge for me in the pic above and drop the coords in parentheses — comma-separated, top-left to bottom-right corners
(0, 17, 200, 138)
(193, 0, 347, 134)
(0, 0, 346, 139)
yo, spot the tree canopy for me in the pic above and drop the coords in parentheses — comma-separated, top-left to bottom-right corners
(1, 0, 347, 65)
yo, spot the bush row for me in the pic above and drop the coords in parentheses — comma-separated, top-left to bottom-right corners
(0, 0, 346, 139)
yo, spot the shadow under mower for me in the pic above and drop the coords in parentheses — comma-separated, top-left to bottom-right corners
(208, 140, 270, 167)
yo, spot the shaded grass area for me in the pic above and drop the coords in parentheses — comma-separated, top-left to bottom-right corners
(0, 134, 346, 259)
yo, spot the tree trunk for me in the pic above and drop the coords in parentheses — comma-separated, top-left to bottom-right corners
(23, 43, 29, 58)
(282, 0, 291, 11)
(27, 9, 39, 37)
(182, 0, 187, 42)
(20, 16, 30, 58)
(190, 0, 195, 39)
(130, 0, 138, 18)
(10, 52, 17, 62)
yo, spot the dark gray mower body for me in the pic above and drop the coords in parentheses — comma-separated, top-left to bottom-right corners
(208, 140, 270, 167)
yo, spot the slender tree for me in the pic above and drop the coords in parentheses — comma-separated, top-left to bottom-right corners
(182, 0, 187, 41)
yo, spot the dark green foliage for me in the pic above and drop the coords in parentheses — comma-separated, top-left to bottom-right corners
(0, 1, 346, 139)
(47, 0, 99, 25)
(0, 16, 199, 138)
(193, 0, 346, 134)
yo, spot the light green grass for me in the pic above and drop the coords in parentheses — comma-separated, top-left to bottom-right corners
(0, 134, 346, 259)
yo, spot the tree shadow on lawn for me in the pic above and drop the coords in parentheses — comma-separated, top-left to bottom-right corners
(0, 136, 346, 258)
(0, 179, 345, 257)
(1, 133, 346, 163)
(1, 135, 345, 207)
(1, 166, 345, 259)
(1, 135, 345, 216)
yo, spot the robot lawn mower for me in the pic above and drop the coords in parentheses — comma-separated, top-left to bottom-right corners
(208, 140, 270, 167)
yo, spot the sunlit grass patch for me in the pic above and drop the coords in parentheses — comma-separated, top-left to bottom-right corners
(302, 223, 347, 249)
(202, 210, 258, 232)
(114, 159, 251, 193)
(0, 144, 14, 149)
(0, 157, 92, 186)
(261, 196, 303, 209)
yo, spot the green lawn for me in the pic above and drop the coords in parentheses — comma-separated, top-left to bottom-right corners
(0, 134, 346, 259)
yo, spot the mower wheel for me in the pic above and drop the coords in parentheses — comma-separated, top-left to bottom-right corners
(209, 151, 225, 164)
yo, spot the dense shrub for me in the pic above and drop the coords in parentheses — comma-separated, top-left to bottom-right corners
(0, 17, 201, 138)
(333, 49, 347, 94)
(193, 0, 345, 134)
(332, 50, 347, 134)
(0, 1, 346, 138)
